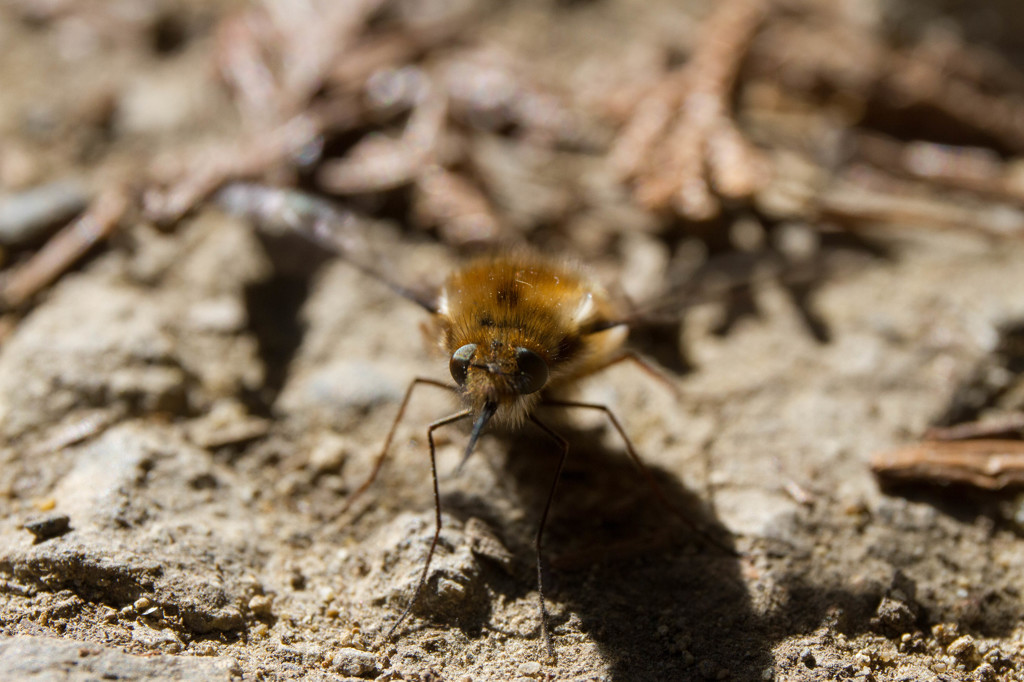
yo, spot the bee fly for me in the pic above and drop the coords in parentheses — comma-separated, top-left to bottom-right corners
(217, 183, 727, 660)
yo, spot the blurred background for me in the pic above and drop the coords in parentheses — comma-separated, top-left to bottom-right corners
(3, 0, 1024, 313)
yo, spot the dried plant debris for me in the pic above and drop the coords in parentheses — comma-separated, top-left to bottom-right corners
(6, 0, 1024, 310)
(607, 0, 771, 220)
(874, 320, 1024, 491)
(872, 439, 1024, 491)
(0, 187, 129, 310)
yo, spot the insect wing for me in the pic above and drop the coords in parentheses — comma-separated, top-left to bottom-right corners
(215, 182, 438, 311)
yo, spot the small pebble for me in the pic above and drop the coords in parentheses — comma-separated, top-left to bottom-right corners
(518, 660, 541, 676)
(209, 606, 244, 631)
(947, 634, 976, 659)
(23, 513, 70, 542)
(248, 594, 273, 617)
(0, 180, 88, 245)
(331, 648, 378, 677)
(932, 623, 958, 645)
(973, 662, 996, 681)
(192, 641, 218, 656)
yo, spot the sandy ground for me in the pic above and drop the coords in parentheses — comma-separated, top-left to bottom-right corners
(2, 207, 1023, 682)
(2, 1, 1024, 681)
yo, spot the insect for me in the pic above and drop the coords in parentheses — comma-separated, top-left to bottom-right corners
(216, 182, 725, 660)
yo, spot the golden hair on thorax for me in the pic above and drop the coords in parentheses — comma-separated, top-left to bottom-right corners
(437, 253, 629, 430)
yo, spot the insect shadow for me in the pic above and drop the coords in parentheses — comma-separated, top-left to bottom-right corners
(464, 418, 764, 679)
(241, 227, 335, 414)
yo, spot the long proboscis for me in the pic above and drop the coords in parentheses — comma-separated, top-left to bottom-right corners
(456, 400, 498, 475)
(215, 183, 439, 313)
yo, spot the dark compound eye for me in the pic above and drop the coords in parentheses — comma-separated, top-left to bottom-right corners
(514, 347, 548, 395)
(450, 344, 476, 385)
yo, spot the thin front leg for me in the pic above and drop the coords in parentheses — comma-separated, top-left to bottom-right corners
(540, 399, 736, 557)
(340, 377, 456, 516)
(528, 414, 570, 664)
(386, 408, 472, 640)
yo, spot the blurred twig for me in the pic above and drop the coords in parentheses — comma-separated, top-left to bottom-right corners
(0, 188, 129, 309)
(872, 439, 1024, 490)
(609, 0, 770, 220)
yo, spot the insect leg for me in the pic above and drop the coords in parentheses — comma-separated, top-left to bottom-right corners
(593, 350, 682, 398)
(540, 400, 737, 557)
(527, 414, 570, 663)
(340, 377, 456, 516)
(386, 408, 472, 640)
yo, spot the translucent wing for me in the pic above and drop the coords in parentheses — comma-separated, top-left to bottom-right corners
(215, 182, 439, 312)
(607, 244, 873, 329)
